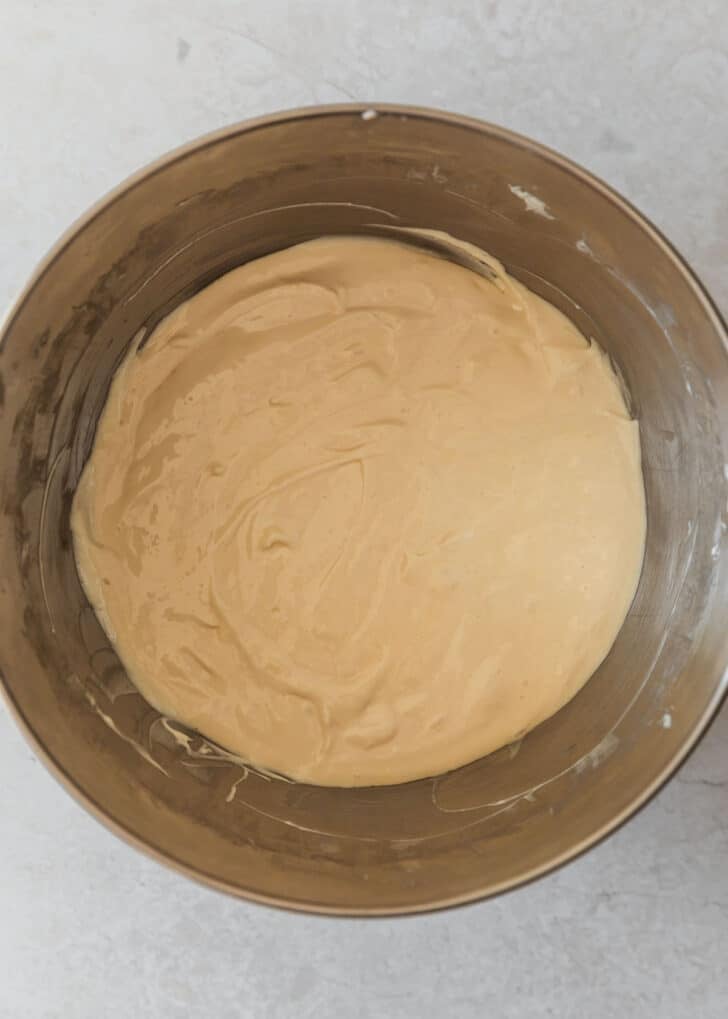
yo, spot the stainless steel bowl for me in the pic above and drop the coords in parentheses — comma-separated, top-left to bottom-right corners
(1, 105, 727, 914)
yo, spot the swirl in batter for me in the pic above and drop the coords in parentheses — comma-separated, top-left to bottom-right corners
(72, 236, 646, 786)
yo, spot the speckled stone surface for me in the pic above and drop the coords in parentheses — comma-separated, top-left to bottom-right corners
(1, 2, 727, 1016)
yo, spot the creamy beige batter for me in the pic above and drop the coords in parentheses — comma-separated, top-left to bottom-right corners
(72, 236, 646, 787)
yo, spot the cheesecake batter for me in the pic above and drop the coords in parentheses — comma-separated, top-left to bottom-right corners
(72, 236, 646, 787)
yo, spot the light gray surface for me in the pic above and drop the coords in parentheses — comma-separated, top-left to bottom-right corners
(1, 2, 727, 1016)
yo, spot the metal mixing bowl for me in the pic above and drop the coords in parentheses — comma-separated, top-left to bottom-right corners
(1, 105, 727, 914)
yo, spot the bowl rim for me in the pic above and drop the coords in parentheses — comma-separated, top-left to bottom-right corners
(2, 101, 728, 916)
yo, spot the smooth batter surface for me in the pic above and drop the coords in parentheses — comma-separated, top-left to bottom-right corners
(72, 236, 646, 786)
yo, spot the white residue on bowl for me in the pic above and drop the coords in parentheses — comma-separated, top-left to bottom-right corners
(509, 184, 555, 219)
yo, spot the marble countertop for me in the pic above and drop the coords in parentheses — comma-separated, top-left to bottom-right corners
(2, 2, 727, 1016)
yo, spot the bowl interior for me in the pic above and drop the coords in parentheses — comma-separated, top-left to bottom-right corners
(1, 107, 728, 913)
